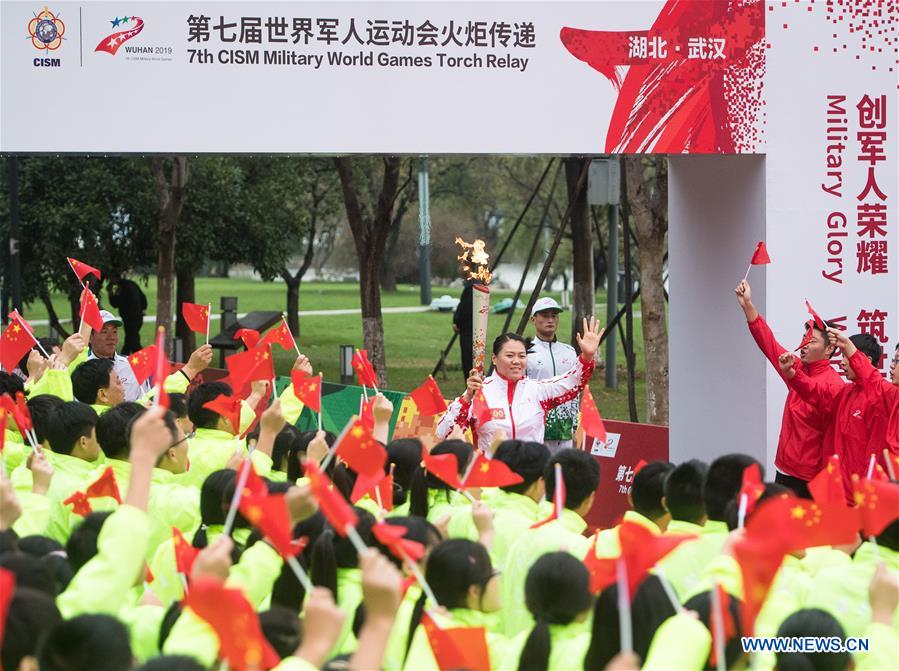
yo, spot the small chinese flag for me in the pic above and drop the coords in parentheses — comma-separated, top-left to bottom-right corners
(350, 470, 393, 512)
(239, 490, 300, 558)
(795, 326, 815, 353)
(260, 322, 295, 352)
(0, 316, 35, 372)
(67, 257, 102, 283)
(360, 394, 376, 432)
(471, 389, 494, 429)
(181, 303, 210, 336)
(531, 462, 566, 529)
(749, 241, 771, 265)
(421, 445, 462, 489)
(579, 386, 607, 444)
(852, 477, 899, 537)
(183, 577, 281, 671)
(805, 299, 826, 331)
(352, 349, 379, 388)
(172, 527, 200, 579)
(203, 394, 243, 434)
(372, 521, 425, 563)
(809, 454, 845, 505)
(582, 533, 604, 594)
(63, 491, 93, 517)
(226, 346, 275, 389)
(85, 466, 122, 503)
(633, 459, 648, 476)
(79, 288, 104, 332)
(291, 370, 322, 413)
(785, 499, 861, 549)
(0, 568, 15, 646)
(127, 344, 159, 386)
(304, 461, 359, 536)
(421, 612, 490, 671)
(0, 392, 33, 438)
(460, 452, 523, 489)
(732, 531, 783, 636)
(234, 328, 260, 350)
(333, 417, 387, 476)
(709, 584, 737, 668)
(153, 328, 170, 409)
(738, 463, 765, 518)
(409, 376, 448, 417)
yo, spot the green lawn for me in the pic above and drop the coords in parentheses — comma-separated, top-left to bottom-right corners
(21, 277, 648, 421)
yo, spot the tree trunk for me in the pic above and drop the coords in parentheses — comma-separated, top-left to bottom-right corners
(334, 156, 402, 388)
(625, 157, 669, 425)
(379, 194, 411, 292)
(41, 290, 69, 338)
(565, 157, 594, 348)
(151, 157, 188, 353)
(175, 265, 196, 356)
(283, 272, 301, 337)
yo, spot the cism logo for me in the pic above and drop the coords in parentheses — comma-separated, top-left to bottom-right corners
(27, 6, 65, 67)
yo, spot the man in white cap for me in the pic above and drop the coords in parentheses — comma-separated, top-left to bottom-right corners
(87, 310, 150, 402)
(527, 297, 581, 452)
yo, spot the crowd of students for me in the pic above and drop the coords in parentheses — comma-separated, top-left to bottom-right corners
(0, 307, 897, 671)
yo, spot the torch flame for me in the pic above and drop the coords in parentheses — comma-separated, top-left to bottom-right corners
(455, 238, 492, 284)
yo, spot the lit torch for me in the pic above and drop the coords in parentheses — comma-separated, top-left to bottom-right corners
(456, 238, 492, 375)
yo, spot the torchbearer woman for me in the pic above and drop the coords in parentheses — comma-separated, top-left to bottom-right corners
(437, 317, 602, 454)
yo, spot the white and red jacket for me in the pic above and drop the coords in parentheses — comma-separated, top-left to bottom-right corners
(437, 356, 595, 453)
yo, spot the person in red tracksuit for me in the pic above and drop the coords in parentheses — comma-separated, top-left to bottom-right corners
(735, 280, 843, 497)
(826, 328, 899, 475)
(778, 333, 887, 500)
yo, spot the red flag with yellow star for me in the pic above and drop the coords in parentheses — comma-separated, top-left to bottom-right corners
(350, 470, 393, 511)
(239, 491, 300, 558)
(579, 385, 607, 444)
(738, 463, 765, 518)
(80, 288, 104, 332)
(173, 527, 200, 579)
(126, 344, 158, 386)
(460, 451, 523, 488)
(67, 257, 102, 283)
(304, 461, 359, 536)
(410, 376, 448, 417)
(421, 445, 462, 490)
(234, 328, 260, 350)
(226, 345, 275, 389)
(732, 531, 783, 637)
(260, 322, 295, 352)
(182, 303, 210, 336)
(183, 577, 281, 671)
(420, 612, 490, 671)
(0, 392, 33, 438)
(291, 370, 322, 413)
(334, 416, 386, 476)
(85, 466, 122, 503)
(852, 478, 899, 537)
(808, 454, 844, 505)
(372, 521, 425, 563)
(152, 328, 170, 409)
(63, 491, 94, 517)
(1, 315, 35, 372)
(352, 349, 378, 388)
(203, 394, 243, 434)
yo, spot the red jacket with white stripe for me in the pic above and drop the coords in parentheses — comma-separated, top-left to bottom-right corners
(436, 356, 595, 453)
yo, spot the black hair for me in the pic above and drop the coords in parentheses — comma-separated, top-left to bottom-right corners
(849, 333, 883, 367)
(0, 553, 58, 596)
(16, 535, 74, 592)
(724, 482, 792, 531)
(1, 587, 62, 671)
(192, 470, 240, 550)
(387, 437, 424, 505)
(631, 461, 674, 522)
(0, 530, 17, 557)
(271, 425, 302, 473)
(286, 431, 336, 483)
(492, 332, 532, 355)
(45, 402, 99, 456)
(270, 511, 328, 613)
(409, 440, 473, 518)
(545, 448, 600, 511)
(66, 511, 114, 574)
(137, 656, 206, 671)
(371, 517, 442, 570)
(518, 553, 593, 671)
(584, 575, 677, 671)
(493, 440, 551, 495)
(71, 358, 116, 405)
(703, 454, 764, 522)
(259, 607, 302, 659)
(807, 320, 840, 356)
(876, 518, 899, 552)
(187, 381, 233, 430)
(38, 613, 132, 671)
(157, 602, 182, 651)
(27, 394, 65, 444)
(167, 393, 188, 419)
(95, 402, 145, 460)
(663, 459, 709, 524)
(405, 539, 495, 663)
(775, 609, 850, 671)
(0, 371, 26, 396)
(684, 590, 745, 671)
(310, 507, 375, 601)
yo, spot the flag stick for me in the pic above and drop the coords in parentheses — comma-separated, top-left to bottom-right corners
(345, 524, 368, 555)
(285, 554, 314, 593)
(179, 573, 189, 595)
(553, 463, 563, 518)
(743, 264, 752, 282)
(222, 458, 252, 537)
(710, 583, 727, 671)
(866, 453, 877, 480)
(460, 452, 478, 488)
(374, 483, 384, 512)
(737, 493, 748, 529)
(884, 449, 897, 481)
(616, 557, 633, 654)
(401, 551, 439, 605)
(205, 303, 211, 345)
(655, 569, 684, 614)
(317, 411, 322, 432)
(459, 489, 477, 504)
(320, 415, 356, 471)
(283, 314, 301, 357)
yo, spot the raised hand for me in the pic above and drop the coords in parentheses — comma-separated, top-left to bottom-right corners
(575, 316, 604, 360)
(182, 344, 213, 380)
(778, 352, 796, 379)
(292, 353, 313, 377)
(462, 368, 484, 403)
